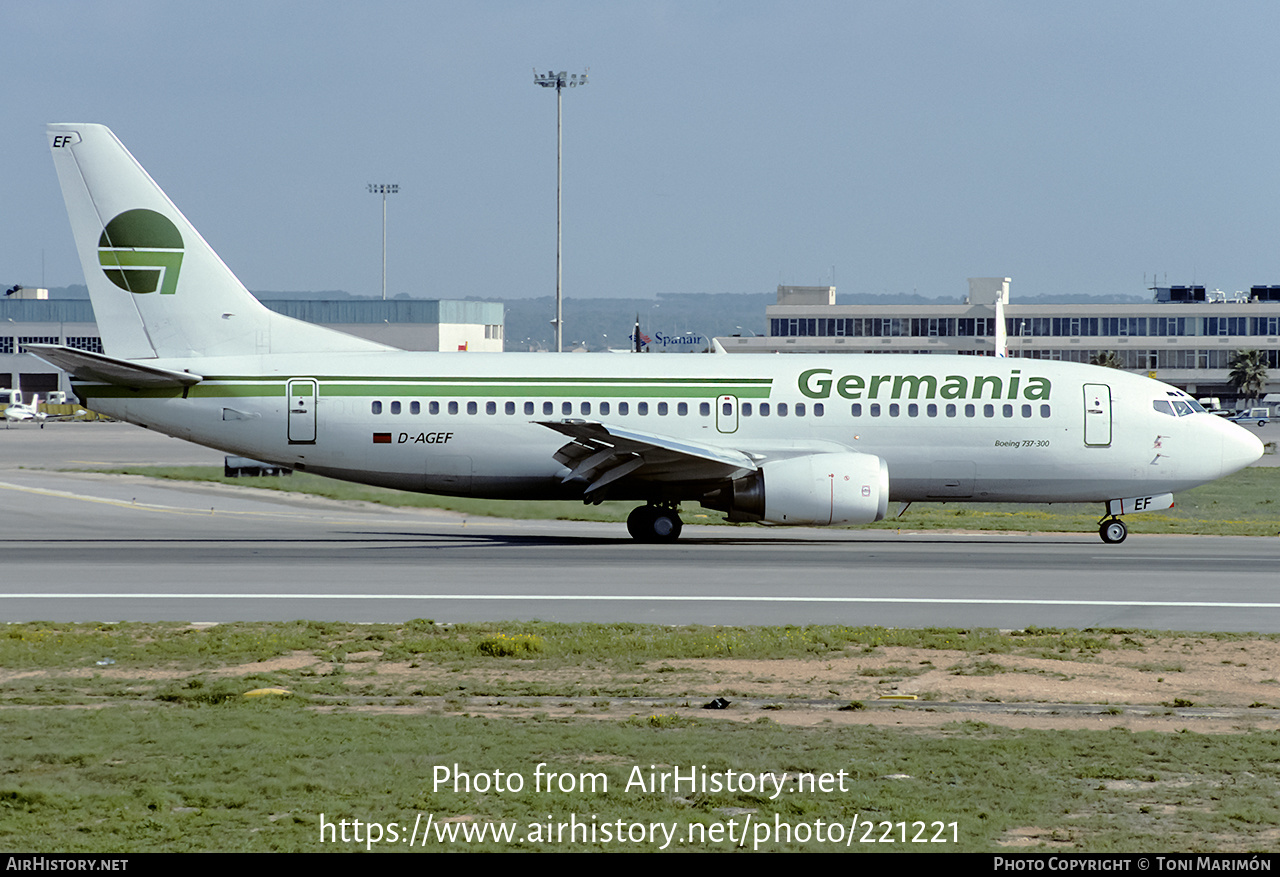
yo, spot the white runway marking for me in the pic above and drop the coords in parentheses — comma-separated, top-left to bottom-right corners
(4, 593, 1280, 609)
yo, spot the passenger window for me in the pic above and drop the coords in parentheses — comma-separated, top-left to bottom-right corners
(760, 403, 770, 416)
(467, 401, 478, 415)
(390, 401, 401, 415)
(505, 401, 515, 415)
(600, 402, 610, 415)
(984, 404, 994, 418)
(371, 401, 382, 414)
(1021, 404, 1032, 418)
(581, 401, 591, 415)
(889, 403, 900, 417)
(524, 401, 534, 416)
(486, 401, 497, 415)
(1002, 404, 1013, 418)
(907, 403, 918, 417)
(795, 403, 805, 416)
(619, 402, 629, 415)
(448, 401, 459, 415)
(1040, 404, 1052, 417)
(562, 401, 572, 415)
(742, 402, 752, 416)
(777, 403, 788, 417)
(870, 403, 880, 417)
(929, 404, 940, 417)
(543, 401, 553, 416)
(677, 402, 688, 416)
(410, 401, 420, 414)
(699, 402, 710, 416)
(657, 402, 668, 416)
(429, 401, 439, 415)
(638, 402, 649, 415)
(851, 403, 862, 416)
(814, 403, 824, 417)
(964, 404, 975, 417)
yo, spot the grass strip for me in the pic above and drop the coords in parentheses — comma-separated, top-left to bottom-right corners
(6, 620, 1254, 672)
(90, 465, 1280, 535)
(3, 702, 1279, 852)
(4, 622, 1280, 852)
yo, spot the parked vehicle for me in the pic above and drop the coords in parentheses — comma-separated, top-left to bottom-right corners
(1229, 408, 1271, 426)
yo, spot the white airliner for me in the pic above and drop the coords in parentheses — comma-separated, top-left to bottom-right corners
(32, 124, 1263, 543)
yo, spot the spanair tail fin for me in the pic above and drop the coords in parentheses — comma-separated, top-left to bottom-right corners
(47, 124, 392, 360)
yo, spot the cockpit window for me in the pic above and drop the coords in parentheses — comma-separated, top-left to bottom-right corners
(1154, 399, 1202, 417)
(1164, 391, 1207, 414)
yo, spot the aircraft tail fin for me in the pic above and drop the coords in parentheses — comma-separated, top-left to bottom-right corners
(47, 124, 392, 360)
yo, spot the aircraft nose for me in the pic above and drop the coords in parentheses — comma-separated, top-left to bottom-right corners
(1219, 419, 1265, 477)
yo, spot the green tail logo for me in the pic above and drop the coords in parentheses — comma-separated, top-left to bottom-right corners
(97, 209, 184, 295)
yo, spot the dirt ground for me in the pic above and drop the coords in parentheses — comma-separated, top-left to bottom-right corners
(369, 637, 1280, 733)
(19, 634, 1280, 734)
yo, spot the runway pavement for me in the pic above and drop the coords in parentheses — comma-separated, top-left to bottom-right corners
(3, 421, 1279, 630)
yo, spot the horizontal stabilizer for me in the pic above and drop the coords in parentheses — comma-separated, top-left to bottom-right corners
(24, 344, 202, 388)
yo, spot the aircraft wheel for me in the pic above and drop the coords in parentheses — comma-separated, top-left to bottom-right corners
(626, 506, 653, 540)
(649, 509, 683, 542)
(627, 506, 683, 542)
(1099, 519, 1127, 544)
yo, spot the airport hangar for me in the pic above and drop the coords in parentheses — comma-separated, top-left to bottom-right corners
(0, 290, 504, 400)
(715, 279, 1280, 408)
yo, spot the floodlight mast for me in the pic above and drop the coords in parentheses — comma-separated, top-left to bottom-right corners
(533, 68, 588, 352)
(367, 183, 399, 301)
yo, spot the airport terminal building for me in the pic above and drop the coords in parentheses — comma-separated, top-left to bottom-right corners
(0, 290, 504, 399)
(716, 280, 1280, 405)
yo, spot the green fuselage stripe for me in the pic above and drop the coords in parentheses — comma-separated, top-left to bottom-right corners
(79, 377, 774, 400)
(199, 375, 774, 386)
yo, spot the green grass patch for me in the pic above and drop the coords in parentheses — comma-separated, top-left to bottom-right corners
(875, 466, 1280, 536)
(5, 622, 1280, 851)
(3, 706, 1280, 851)
(948, 660, 1010, 677)
(91, 465, 1280, 535)
(0, 621, 1163, 675)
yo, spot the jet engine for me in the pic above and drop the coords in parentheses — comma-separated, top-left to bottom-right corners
(701, 452, 889, 526)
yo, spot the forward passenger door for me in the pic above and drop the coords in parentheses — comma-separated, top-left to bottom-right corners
(1083, 383, 1112, 447)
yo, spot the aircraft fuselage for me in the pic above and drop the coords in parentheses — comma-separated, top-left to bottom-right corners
(72, 351, 1259, 507)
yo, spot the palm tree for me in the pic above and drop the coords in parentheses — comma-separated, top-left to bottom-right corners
(1229, 349, 1269, 407)
(1089, 351, 1123, 369)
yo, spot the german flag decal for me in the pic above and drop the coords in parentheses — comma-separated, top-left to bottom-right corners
(373, 433, 392, 444)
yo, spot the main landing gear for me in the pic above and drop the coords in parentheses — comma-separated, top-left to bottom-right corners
(627, 504, 683, 543)
(1098, 517, 1127, 545)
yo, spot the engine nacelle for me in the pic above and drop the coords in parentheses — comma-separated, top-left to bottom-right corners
(703, 452, 889, 526)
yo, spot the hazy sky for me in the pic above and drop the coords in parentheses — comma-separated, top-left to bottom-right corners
(6, 1, 1280, 302)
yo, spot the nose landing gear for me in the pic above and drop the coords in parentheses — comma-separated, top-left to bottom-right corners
(1099, 517, 1128, 544)
(627, 504, 684, 542)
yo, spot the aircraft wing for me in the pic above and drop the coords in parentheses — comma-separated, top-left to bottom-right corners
(539, 420, 758, 500)
(24, 344, 202, 388)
